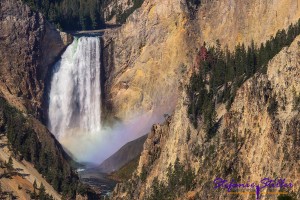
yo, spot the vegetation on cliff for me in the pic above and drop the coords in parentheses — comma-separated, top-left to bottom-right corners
(146, 158, 196, 200)
(188, 19, 300, 136)
(0, 97, 95, 199)
(21, 0, 145, 30)
(30, 181, 54, 200)
(108, 157, 140, 182)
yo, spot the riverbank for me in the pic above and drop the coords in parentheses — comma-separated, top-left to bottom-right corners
(79, 168, 117, 197)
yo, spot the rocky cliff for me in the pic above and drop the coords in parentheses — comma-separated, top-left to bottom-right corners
(102, 0, 300, 121)
(0, 0, 72, 119)
(111, 31, 300, 200)
(102, 0, 191, 121)
(107, 0, 300, 199)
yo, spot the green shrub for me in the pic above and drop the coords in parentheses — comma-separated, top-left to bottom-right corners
(277, 194, 294, 200)
(140, 165, 148, 183)
(146, 158, 195, 199)
(293, 92, 300, 110)
(267, 96, 278, 116)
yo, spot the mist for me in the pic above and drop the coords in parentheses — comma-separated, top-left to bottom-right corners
(59, 110, 165, 165)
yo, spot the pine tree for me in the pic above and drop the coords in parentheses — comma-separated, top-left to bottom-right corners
(39, 183, 46, 200)
(33, 179, 37, 189)
(31, 189, 38, 200)
(140, 165, 147, 182)
(0, 182, 3, 199)
(204, 100, 217, 139)
(6, 156, 13, 171)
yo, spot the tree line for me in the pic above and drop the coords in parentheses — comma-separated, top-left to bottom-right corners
(188, 19, 300, 138)
(21, 0, 145, 31)
(22, 0, 104, 30)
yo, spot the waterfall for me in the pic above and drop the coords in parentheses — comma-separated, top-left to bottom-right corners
(48, 37, 101, 140)
(47, 36, 162, 164)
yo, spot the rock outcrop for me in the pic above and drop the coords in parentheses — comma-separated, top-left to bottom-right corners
(102, 0, 134, 23)
(0, 0, 72, 118)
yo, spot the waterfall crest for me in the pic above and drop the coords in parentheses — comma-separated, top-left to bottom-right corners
(48, 37, 101, 140)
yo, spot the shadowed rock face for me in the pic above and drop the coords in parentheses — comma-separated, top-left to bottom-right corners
(97, 134, 148, 173)
(102, 0, 135, 23)
(0, 0, 72, 118)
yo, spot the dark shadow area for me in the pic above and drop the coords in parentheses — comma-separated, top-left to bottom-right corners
(207, 117, 222, 141)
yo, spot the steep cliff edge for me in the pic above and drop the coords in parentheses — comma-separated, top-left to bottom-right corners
(0, 0, 72, 119)
(111, 31, 300, 200)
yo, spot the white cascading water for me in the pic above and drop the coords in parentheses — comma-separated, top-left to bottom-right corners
(48, 37, 101, 140)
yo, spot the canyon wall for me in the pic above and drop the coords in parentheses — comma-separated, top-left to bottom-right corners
(102, 0, 191, 121)
(102, 0, 300, 122)
(102, 0, 134, 23)
(108, 0, 300, 199)
(0, 0, 72, 118)
(111, 31, 300, 200)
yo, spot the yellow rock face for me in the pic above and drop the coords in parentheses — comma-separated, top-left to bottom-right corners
(104, 0, 300, 122)
(104, 0, 191, 120)
(198, 0, 300, 49)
